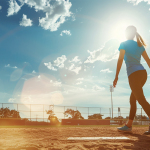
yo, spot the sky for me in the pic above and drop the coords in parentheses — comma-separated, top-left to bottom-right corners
(0, 0, 150, 119)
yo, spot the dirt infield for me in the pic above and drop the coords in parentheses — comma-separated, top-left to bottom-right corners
(0, 126, 150, 150)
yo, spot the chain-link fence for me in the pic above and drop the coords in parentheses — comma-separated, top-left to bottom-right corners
(0, 103, 149, 125)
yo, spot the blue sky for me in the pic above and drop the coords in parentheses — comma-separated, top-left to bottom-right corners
(0, 0, 150, 118)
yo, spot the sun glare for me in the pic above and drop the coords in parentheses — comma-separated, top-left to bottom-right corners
(113, 21, 132, 42)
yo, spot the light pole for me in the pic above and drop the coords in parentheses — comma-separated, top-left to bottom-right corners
(35, 114, 38, 122)
(110, 85, 114, 119)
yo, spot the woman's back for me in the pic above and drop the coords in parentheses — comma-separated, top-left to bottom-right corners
(121, 40, 145, 65)
(118, 40, 145, 77)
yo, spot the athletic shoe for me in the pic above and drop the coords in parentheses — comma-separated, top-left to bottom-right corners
(144, 131, 150, 135)
(144, 124, 150, 135)
(117, 124, 132, 132)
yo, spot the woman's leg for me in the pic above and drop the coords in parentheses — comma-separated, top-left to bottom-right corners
(128, 70, 150, 122)
(126, 92, 136, 127)
(126, 70, 148, 127)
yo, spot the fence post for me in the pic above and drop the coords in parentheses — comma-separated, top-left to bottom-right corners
(49, 105, 50, 123)
(64, 106, 65, 119)
(17, 104, 18, 118)
(30, 104, 31, 121)
(141, 108, 142, 125)
(43, 104, 44, 122)
(88, 107, 89, 119)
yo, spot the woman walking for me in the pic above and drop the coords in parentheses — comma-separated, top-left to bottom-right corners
(113, 25, 150, 134)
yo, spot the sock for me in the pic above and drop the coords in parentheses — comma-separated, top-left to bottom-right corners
(125, 123, 131, 128)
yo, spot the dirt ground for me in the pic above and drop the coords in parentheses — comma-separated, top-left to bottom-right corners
(0, 126, 150, 150)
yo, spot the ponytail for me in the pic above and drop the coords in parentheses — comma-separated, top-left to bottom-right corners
(135, 32, 146, 47)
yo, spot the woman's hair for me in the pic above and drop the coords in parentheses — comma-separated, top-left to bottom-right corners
(125, 26, 146, 47)
(135, 32, 146, 47)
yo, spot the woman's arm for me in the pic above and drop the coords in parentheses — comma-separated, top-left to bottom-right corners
(142, 50, 150, 68)
(115, 49, 125, 78)
(115, 59, 124, 78)
(113, 49, 125, 88)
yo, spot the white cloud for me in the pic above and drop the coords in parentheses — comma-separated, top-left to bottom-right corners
(72, 14, 76, 21)
(71, 66, 81, 74)
(18, 0, 48, 10)
(38, 0, 72, 31)
(7, 0, 73, 31)
(69, 56, 82, 64)
(54, 55, 67, 68)
(127, 0, 150, 5)
(77, 78, 84, 81)
(85, 48, 118, 63)
(50, 80, 62, 87)
(21, 77, 27, 80)
(68, 63, 81, 74)
(12, 66, 17, 69)
(77, 87, 85, 91)
(44, 62, 57, 71)
(8, 98, 16, 102)
(84, 65, 89, 68)
(92, 85, 105, 91)
(21, 95, 33, 103)
(5, 64, 10, 67)
(38, 75, 41, 79)
(0, 6, 2, 10)
(68, 63, 74, 70)
(76, 81, 82, 85)
(20, 14, 33, 27)
(84, 39, 119, 63)
(53, 81, 62, 87)
(5, 64, 17, 69)
(60, 30, 71, 36)
(63, 86, 85, 94)
(7, 0, 22, 16)
(100, 68, 113, 73)
(32, 70, 36, 73)
(44, 55, 67, 71)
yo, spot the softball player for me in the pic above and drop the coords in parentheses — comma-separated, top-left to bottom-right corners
(113, 26, 150, 134)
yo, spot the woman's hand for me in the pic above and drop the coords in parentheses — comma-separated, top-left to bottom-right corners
(113, 77, 118, 88)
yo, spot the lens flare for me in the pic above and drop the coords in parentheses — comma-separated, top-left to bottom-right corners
(113, 21, 133, 42)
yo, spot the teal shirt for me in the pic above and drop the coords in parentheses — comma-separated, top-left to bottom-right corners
(118, 40, 146, 77)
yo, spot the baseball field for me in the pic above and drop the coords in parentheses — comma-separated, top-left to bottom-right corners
(0, 125, 150, 150)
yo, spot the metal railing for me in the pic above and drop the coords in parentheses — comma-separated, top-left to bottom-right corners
(0, 103, 149, 125)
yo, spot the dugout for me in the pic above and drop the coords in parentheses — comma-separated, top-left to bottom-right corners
(0, 119, 25, 126)
(61, 119, 110, 125)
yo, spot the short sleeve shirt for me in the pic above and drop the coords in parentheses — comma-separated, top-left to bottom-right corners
(118, 40, 145, 77)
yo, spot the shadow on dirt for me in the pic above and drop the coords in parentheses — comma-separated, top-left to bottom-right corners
(119, 131, 150, 149)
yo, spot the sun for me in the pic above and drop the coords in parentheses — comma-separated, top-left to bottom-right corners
(113, 21, 132, 42)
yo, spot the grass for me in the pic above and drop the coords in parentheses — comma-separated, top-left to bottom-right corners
(0, 125, 149, 128)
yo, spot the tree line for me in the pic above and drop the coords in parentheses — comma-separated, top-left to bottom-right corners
(0, 107, 148, 125)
